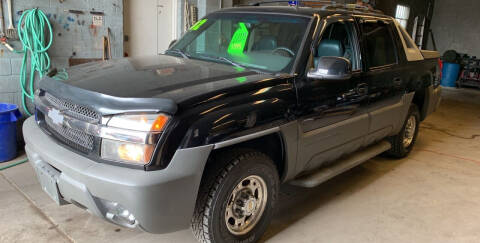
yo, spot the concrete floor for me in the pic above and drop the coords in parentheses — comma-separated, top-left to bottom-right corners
(1, 88, 480, 243)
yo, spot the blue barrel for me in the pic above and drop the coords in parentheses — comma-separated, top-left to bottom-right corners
(441, 62, 461, 87)
(0, 104, 22, 162)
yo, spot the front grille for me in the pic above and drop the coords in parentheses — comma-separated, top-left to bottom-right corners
(45, 93, 100, 122)
(44, 117, 95, 153)
(40, 92, 99, 153)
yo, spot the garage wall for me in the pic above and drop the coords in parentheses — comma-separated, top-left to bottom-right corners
(428, 0, 480, 57)
(375, 0, 434, 49)
(0, 0, 124, 115)
(198, 0, 219, 18)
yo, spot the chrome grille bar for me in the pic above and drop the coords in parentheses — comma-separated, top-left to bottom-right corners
(45, 92, 100, 122)
(36, 93, 162, 145)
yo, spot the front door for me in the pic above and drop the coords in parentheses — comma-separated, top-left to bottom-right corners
(296, 17, 369, 172)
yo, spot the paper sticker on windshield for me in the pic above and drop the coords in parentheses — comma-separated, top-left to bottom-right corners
(228, 22, 249, 56)
(190, 19, 208, 31)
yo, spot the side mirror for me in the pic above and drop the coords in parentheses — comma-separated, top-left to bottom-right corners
(307, 56, 352, 80)
(168, 39, 178, 49)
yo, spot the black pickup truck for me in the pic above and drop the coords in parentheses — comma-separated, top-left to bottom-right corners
(24, 5, 441, 243)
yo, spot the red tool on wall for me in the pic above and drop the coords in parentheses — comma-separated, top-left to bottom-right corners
(0, 36, 14, 51)
(0, 0, 14, 51)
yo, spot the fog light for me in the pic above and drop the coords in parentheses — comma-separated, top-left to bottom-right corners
(98, 198, 137, 227)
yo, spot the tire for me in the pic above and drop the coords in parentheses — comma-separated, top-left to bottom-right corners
(385, 104, 420, 158)
(191, 149, 279, 243)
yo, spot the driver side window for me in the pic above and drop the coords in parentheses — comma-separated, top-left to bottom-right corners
(310, 20, 359, 71)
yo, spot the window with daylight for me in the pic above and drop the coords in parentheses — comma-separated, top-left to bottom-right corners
(395, 4, 410, 29)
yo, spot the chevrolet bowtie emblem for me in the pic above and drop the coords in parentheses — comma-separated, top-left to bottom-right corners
(48, 108, 64, 126)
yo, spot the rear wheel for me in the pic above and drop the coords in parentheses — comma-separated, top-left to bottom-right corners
(192, 149, 279, 243)
(385, 104, 420, 158)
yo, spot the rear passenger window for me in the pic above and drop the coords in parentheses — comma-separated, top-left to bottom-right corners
(362, 21, 397, 67)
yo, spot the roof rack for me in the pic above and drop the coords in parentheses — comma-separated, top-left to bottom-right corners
(319, 3, 384, 14)
(247, 1, 384, 14)
(248, 0, 332, 7)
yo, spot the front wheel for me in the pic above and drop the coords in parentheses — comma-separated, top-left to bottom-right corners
(385, 104, 420, 158)
(192, 149, 279, 243)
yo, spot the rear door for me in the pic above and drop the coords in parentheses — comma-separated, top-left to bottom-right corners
(295, 16, 369, 172)
(357, 17, 408, 145)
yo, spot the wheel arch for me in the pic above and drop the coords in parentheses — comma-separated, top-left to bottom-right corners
(411, 67, 436, 121)
(412, 88, 427, 120)
(207, 131, 288, 182)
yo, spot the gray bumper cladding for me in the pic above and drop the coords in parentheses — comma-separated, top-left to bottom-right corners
(23, 117, 213, 234)
(425, 85, 442, 118)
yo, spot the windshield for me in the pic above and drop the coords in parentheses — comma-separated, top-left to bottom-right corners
(168, 13, 311, 73)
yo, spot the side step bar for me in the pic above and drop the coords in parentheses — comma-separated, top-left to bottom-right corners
(290, 141, 392, 188)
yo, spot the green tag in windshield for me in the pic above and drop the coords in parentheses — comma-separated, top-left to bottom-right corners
(228, 22, 249, 56)
(190, 19, 207, 31)
(236, 77, 247, 83)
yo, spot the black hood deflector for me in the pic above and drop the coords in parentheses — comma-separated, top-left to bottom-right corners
(40, 77, 178, 116)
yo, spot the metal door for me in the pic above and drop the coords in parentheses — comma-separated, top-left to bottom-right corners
(157, 0, 175, 54)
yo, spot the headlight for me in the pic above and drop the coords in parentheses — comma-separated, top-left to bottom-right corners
(107, 114, 169, 132)
(101, 113, 170, 164)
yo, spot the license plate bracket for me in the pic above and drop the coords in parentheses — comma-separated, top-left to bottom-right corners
(34, 162, 68, 205)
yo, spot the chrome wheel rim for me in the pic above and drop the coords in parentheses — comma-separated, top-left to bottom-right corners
(403, 115, 416, 148)
(225, 175, 268, 235)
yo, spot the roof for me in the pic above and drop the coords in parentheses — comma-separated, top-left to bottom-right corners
(216, 6, 389, 19)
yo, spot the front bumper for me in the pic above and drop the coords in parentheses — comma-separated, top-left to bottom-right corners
(23, 117, 213, 233)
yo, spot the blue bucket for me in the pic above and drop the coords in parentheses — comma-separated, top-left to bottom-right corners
(0, 104, 22, 162)
(441, 62, 461, 87)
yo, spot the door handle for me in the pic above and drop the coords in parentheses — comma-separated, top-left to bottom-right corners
(356, 83, 368, 95)
(393, 77, 403, 86)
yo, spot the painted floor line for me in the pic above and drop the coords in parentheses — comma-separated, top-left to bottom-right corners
(418, 149, 480, 165)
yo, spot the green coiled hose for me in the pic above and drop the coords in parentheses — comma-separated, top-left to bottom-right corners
(16, 8, 53, 116)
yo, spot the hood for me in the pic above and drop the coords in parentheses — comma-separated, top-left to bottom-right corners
(62, 55, 263, 99)
(40, 55, 270, 115)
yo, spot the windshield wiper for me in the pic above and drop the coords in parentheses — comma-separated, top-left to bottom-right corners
(198, 54, 247, 69)
(217, 56, 246, 69)
(165, 49, 190, 59)
(198, 54, 272, 75)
